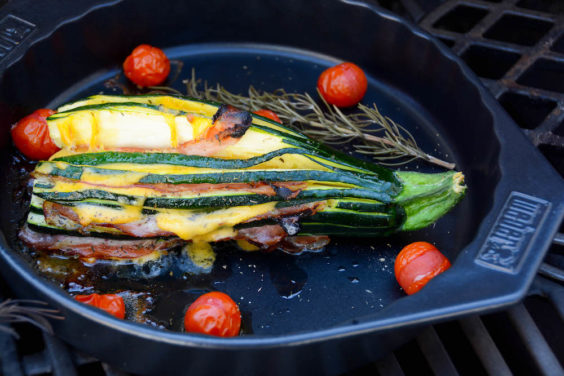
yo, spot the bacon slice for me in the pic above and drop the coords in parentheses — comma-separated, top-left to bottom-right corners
(235, 224, 330, 254)
(19, 225, 184, 260)
(236, 225, 287, 249)
(244, 201, 326, 223)
(106, 217, 174, 238)
(134, 181, 305, 196)
(43, 201, 81, 230)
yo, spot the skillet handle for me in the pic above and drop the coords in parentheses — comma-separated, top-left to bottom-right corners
(351, 195, 564, 330)
(0, 0, 118, 72)
(352, 109, 564, 329)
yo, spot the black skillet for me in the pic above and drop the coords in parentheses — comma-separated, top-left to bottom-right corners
(0, 0, 563, 375)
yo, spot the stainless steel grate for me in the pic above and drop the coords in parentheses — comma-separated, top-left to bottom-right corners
(418, 0, 564, 174)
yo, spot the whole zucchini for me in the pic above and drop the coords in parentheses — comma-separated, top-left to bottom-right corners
(21, 94, 466, 259)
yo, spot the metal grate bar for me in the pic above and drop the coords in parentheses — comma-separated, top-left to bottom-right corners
(21, 349, 98, 375)
(539, 262, 564, 282)
(459, 316, 512, 376)
(398, 0, 426, 22)
(0, 330, 24, 376)
(416, 327, 459, 376)
(549, 291, 564, 323)
(42, 332, 77, 376)
(375, 353, 405, 376)
(553, 232, 564, 246)
(21, 351, 51, 376)
(416, 0, 564, 153)
(102, 362, 131, 376)
(532, 276, 564, 322)
(507, 303, 564, 376)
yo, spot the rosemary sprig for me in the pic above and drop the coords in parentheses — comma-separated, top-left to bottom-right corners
(0, 299, 63, 338)
(180, 69, 455, 169)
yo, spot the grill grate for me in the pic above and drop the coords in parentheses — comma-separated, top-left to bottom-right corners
(1, 0, 564, 375)
(416, 0, 564, 175)
(4, 296, 562, 375)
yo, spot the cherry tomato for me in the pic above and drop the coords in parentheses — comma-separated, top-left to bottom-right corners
(253, 109, 282, 123)
(317, 62, 368, 108)
(184, 291, 241, 337)
(394, 241, 451, 295)
(75, 293, 125, 319)
(123, 44, 170, 87)
(11, 109, 59, 160)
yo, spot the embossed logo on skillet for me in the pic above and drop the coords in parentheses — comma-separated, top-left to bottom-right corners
(0, 15, 35, 61)
(476, 192, 550, 273)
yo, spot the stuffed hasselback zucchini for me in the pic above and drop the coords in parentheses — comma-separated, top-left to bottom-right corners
(19, 95, 466, 260)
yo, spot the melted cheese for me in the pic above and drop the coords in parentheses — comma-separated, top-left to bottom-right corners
(95, 163, 221, 175)
(252, 117, 302, 137)
(236, 239, 260, 252)
(213, 129, 288, 159)
(43, 180, 152, 199)
(184, 242, 216, 269)
(190, 116, 213, 140)
(128, 250, 168, 264)
(156, 96, 218, 117)
(154, 202, 276, 241)
(35, 162, 54, 175)
(48, 109, 195, 150)
(57, 95, 217, 118)
(54, 200, 276, 243)
(57, 95, 219, 116)
(80, 168, 146, 186)
(192, 227, 236, 243)
(51, 111, 94, 148)
(71, 204, 143, 226)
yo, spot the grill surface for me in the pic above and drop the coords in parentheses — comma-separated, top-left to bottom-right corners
(0, 0, 563, 375)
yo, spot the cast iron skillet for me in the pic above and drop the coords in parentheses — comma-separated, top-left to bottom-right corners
(0, 0, 563, 374)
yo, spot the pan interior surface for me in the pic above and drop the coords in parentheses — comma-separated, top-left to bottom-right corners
(0, 41, 489, 336)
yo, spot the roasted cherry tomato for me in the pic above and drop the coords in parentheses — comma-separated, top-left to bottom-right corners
(317, 62, 367, 108)
(184, 291, 241, 337)
(394, 241, 451, 295)
(11, 109, 59, 160)
(253, 109, 282, 123)
(123, 44, 170, 87)
(75, 293, 125, 319)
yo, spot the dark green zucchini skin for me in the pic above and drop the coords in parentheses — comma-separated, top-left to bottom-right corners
(38, 162, 396, 201)
(50, 148, 398, 191)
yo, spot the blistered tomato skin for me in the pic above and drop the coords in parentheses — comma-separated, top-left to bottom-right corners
(123, 44, 170, 87)
(317, 62, 368, 108)
(184, 291, 241, 337)
(11, 109, 59, 160)
(394, 242, 451, 295)
(253, 109, 282, 123)
(75, 293, 126, 319)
